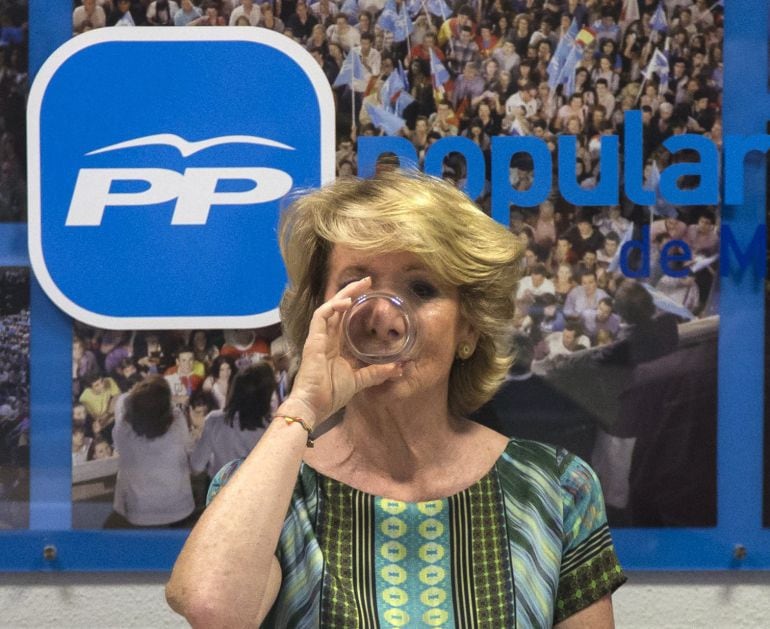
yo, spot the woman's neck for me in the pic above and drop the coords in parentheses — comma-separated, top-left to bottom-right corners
(330, 387, 467, 478)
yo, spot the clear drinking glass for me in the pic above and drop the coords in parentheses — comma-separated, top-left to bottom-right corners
(341, 291, 419, 364)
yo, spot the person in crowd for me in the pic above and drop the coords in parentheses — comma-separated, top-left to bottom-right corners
(78, 373, 121, 443)
(73, 0, 107, 33)
(187, 391, 213, 442)
(167, 170, 625, 627)
(582, 297, 621, 345)
(146, 0, 179, 26)
(164, 346, 204, 410)
(72, 336, 99, 396)
(258, 2, 285, 32)
(564, 268, 610, 318)
(220, 329, 271, 368)
(286, 0, 318, 42)
(112, 357, 142, 393)
(565, 211, 606, 259)
(191, 363, 274, 478)
(173, 0, 201, 25)
(72, 424, 91, 465)
(107, 0, 145, 26)
(229, 0, 261, 25)
(516, 262, 555, 304)
(92, 436, 114, 460)
(201, 355, 236, 410)
(108, 376, 195, 527)
(542, 318, 591, 358)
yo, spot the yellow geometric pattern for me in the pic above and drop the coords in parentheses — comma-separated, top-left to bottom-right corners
(374, 497, 454, 628)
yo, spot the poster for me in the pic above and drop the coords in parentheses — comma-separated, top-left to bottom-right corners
(0, 0, 767, 570)
(67, 0, 721, 529)
(0, 267, 29, 529)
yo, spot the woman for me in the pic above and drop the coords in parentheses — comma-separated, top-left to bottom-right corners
(305, 22, 329, 56)
(407, 58, 435, 118)
(511, 14, 531, 57)
(109, 376, 194, 527)
(553, 261, 577, 305)
(591, 55, 620, 94)
(167, 171, 624, 627)
(191, 329, 219, 370)
(201, 355, 236, 409)
(191, 363, 274, 478)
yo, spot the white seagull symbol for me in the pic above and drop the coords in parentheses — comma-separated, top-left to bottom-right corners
(85, 133, 295, 157)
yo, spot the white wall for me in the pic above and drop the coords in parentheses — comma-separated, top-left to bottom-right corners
(1, 572, 769, 628)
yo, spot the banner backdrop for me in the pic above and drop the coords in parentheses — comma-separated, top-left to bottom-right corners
(0, 0, 766, 570)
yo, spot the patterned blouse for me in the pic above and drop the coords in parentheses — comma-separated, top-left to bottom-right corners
(208, 439, 626, 628)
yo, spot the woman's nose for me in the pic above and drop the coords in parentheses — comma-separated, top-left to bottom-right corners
(347, 297, 408, 356)
(365, 298, 407, 343)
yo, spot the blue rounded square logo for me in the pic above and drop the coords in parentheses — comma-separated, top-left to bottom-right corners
(28, 29, 334, 329)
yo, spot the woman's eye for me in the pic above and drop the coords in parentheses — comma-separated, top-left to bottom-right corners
(410, 281, 438, 300)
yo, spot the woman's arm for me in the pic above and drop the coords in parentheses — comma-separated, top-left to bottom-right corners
(165, 405, 313, 627)
(554, 594, 615, 629)
(166, 278, 401, 627)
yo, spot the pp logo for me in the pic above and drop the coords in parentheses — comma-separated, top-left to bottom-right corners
(28, 29, 334, 329)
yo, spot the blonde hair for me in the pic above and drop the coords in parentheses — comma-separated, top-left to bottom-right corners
(279, 170, 522, 416)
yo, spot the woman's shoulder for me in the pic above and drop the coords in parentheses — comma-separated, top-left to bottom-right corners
(497, 438, 593, 489)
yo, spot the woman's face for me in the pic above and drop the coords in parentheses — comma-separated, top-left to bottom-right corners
(557, 264, 573, 282)
(193, 331, 206, 350)
(218, 361, 232, 382)
(324, 246, 476, 404)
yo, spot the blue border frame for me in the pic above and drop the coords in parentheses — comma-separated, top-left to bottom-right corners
(0, 0, 767, 571)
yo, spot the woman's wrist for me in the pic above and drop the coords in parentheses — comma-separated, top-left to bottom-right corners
(274, 397, 320, 431)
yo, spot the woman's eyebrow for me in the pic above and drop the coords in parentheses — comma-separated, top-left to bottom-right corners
(337, 265, 369, 277)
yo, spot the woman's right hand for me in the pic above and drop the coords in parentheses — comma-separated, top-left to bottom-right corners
(281, 277, 403, 428)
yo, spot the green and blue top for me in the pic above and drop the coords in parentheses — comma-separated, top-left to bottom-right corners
(208, 439, 626, 628)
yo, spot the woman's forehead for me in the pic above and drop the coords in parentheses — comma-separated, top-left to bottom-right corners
(328, 246, 427, 276)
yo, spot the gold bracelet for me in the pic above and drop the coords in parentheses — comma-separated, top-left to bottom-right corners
(277, 415, 314, 448)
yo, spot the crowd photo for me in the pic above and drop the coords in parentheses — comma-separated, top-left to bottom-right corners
(71, 323, 291, 527)
(0, 267, 29, 529)
(0, 0, 27, 222)
(70, 0, 721, 528)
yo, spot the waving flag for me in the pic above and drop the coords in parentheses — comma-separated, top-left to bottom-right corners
(620, 0, 640, 29)
(395, 91, 416, 116)
(340, 0, 359, 23)
(366, 103, 407, 135)
(607, 221, 636, 274)
(643, 161, 678, 219)
(426, 0, 451, 18)
(394, 2, 414, 43)
(333, 49, 366, 89)
(547, 18, 578, 89)
(562, 44, 585, 96)
(550, 28, 594, 92)
(650, 3, 667, 32)
(379, 0, 413, 43)
(642, 48, 669, 87)
(575, 27, 595, 47)
(381, 68, 406, 109)
(429, 47, 450, 92)
(642, 284, 695, 320)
